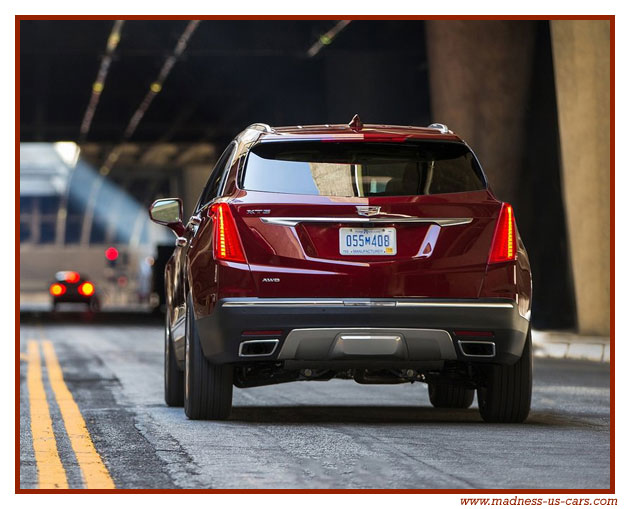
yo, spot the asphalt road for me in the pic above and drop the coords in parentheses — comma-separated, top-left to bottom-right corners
(19, 320, 611, 490)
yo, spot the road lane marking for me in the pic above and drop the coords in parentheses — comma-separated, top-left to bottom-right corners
(26, 340, 69, 489)
(41, 340, 115, 489)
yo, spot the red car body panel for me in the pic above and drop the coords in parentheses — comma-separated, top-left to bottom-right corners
(187, 193, 530, 314)
(232, 189, 497, 297)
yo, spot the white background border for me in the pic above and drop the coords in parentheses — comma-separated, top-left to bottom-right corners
(3, 2, 624, 507)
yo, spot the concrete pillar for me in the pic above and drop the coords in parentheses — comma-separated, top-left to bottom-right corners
(182, 165, 210, 219)
(424, 21, 537, 210)
(551, 20, 610, 335)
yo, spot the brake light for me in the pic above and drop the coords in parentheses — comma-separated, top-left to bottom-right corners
(211, 203, 246, 263)
(78, 281, 95, 296)
(488, 203, 517, 264)
(50, 283, 66, 296)
(64, 271, 80, 283)
(105, 247, 119, 261)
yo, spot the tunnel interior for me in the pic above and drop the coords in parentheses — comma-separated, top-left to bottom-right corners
(19, 19, 578, 329)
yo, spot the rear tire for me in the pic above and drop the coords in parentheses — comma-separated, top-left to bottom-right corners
(428, 383, 474, 409)
(477, 328, 532, 423)
(164, 314, 184, 407)
(88, 298, 100, 312)
(184, 295, 233, 420)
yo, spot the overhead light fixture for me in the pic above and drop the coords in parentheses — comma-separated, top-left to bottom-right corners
(307, 20, 351, 58)
(100, 20, 201, 176)
(79, 20, 125, 142)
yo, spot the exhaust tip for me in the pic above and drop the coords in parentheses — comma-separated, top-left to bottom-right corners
(238, 339, 279, 357)
(458, 340, 496, 358)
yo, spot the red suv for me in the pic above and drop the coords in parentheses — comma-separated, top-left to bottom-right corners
(150, 117, 533, 422)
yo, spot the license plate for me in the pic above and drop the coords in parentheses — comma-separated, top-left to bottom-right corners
(339, 228, 397, 256)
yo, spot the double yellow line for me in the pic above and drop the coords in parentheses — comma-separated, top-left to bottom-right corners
(25, 340, 115, 489)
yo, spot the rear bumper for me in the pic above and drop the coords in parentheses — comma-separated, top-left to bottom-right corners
(196, 298, 530, 367)
(53, 295, 95, 304)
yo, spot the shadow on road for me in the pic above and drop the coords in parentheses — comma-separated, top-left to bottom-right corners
(227, 405, 595, 427)
(229, 405, 479, 424)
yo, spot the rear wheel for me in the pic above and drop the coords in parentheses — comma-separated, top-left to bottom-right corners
(184, 294, 233, 420)
(428, 383, 474, 409)
(88, 298, 100, 312)
(477, 328, 532, 423)
(164, 314, 184, 407)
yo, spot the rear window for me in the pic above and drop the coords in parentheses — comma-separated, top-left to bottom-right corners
(242, 141, 486, 197)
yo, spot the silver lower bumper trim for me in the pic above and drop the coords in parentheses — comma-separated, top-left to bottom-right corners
(277, 327, 457, 361)
(222, 299, 514, 309)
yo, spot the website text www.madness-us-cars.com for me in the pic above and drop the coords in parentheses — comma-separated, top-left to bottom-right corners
(460, 497, 617, 506)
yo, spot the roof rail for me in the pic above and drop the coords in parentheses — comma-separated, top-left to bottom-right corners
(428, 123, 450, 134)
(247, 123, 274, 133)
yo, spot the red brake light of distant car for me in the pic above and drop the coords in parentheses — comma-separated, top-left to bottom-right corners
(488, 203, 517, 264)
(50, 283, 66, 296)
(65, 271, 80, 283)
(105, 247, 119, 261)
(211, 203, 246, 263)
(78, 281, 95, 297)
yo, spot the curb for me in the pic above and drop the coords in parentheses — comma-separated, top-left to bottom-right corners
(532, 330, 610, 363)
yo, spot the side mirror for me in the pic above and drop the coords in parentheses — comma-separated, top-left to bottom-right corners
(149, 198, 186, 236)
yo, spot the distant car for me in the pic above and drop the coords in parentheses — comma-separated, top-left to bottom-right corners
(150, 116, 533, 423)
(49, 271, 100, 311)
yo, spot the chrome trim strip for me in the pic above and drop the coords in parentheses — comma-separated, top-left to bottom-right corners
(416, 223, 441, 258)
(238, 339, 279, 357)
(260, 217, 473, 227)
(396, 301, 514, 309)
(224, 300, 345, 307)
(458, 340, 496, 358)
(222, 299, 514, 309)
(343, 301, 396, 307)
(338, 334, 402, 341)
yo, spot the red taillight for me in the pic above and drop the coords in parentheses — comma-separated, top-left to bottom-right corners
(65, 271, 80, 283)
(50, 283, 66, 296)
(78, 281, 95, 297)
(211, 203, 246, 263)
(488, 203, 517, 264)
